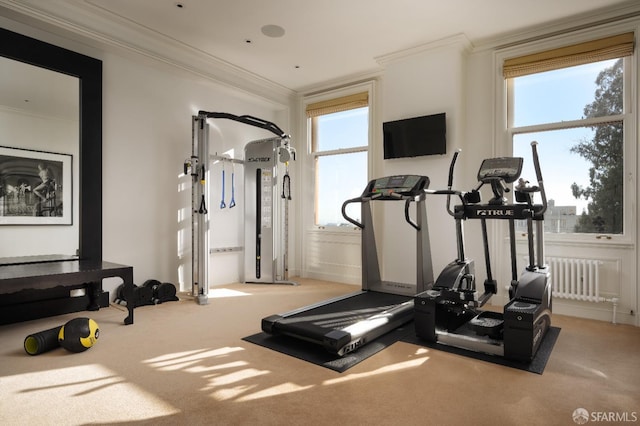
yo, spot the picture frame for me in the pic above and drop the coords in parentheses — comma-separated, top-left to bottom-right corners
(0, 146, 72, 225)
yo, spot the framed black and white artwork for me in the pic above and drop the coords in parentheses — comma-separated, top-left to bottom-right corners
(0, 146, 72, 225)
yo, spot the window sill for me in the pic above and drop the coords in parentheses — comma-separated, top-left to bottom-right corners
(309, 225, 361, 234)
(514, 233, 634, 250)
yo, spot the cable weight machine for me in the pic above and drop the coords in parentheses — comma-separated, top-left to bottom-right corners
(186, 112, 296, 305)
(244, 136, 297, 285)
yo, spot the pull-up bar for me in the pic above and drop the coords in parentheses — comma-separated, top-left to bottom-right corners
(198, 111, 288, 139)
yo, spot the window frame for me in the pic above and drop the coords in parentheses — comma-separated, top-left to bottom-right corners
(303, 81, 376, 230)
(494, 24, 637, 246)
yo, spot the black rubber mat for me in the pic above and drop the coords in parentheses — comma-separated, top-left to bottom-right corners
(400, 323, 561, 374)
(243, 322, 413, 373)
(244, 322, 560, 374)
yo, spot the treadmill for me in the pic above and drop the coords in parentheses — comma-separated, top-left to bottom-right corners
(261, 174, 434, 356)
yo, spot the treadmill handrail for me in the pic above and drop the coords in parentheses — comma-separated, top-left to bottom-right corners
(341, 195, 423, 230)
(341, 197, 364, 228)
(405, 198, 420, 231)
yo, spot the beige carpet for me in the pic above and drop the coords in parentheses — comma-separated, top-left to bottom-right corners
(0, 277, 638, 426)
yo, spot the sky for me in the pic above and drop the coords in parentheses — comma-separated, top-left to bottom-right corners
(512, 59, 620, 215)
(315, 108, 368, 225)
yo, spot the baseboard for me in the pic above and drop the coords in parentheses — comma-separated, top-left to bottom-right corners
(552, 300, 635, 325)
(302, 271, 360, 285)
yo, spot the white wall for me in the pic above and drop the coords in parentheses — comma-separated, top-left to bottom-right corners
(99, 52, 288, 295)
(379, 37, 472, 285)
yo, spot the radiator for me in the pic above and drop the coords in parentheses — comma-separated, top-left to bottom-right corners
(549, 257, 603, 302)
(546, 256, 619, 323)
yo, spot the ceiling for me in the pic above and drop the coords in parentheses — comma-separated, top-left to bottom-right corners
(86, 0, 638, 91)
(1, 56, 79, 121)
(1, 0, 639, 96)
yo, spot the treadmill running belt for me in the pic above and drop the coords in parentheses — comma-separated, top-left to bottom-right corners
(266, 291, 413, 347)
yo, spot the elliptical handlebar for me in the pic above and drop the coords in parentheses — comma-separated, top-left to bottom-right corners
(448, 149, 460, 188)
(530, 141, 548, 215)
(445, 149, 460, 217)
(489, 177, 510, 194)
(424, 149, 467, 216)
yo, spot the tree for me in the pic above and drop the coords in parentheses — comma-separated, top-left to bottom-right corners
(571, 58, 624, 234)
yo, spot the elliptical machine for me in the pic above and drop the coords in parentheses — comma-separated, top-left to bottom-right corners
(415, 141, 551, 362)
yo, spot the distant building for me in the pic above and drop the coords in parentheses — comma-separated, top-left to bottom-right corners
(515, 199, 578, 233)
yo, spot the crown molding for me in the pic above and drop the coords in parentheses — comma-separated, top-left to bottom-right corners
(375, 33, 473, 66)
(0, 104, 76, 123)
(296, 70, 383, 97)
(0, 0, 295, 108)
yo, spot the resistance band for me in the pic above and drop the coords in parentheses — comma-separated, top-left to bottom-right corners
(282, 167, 291, 200)
(229, 162, 236, 208)
(220, 162, 226, 209)
(199, 163, 207, 214)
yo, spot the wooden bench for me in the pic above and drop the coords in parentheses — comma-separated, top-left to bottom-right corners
(0, 259, 134, 325)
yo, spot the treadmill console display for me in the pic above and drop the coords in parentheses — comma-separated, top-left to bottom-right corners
(364, 175, 429, 198)
(477, 157, 523, 184)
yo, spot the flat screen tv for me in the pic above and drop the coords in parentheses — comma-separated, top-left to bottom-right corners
(383, 112, 446, 159)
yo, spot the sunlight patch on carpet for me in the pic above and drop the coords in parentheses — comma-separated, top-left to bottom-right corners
(212, 384, 260, 401)
(187, 360, 249, 374)
(204, 368, 270, 388)
(0, 364, 178, 424)
(209, 288, 251, 298)
(144, 347, 244, 370)
(236, 382, 315, 402)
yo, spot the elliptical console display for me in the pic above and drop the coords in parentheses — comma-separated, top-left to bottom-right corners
(415, 142, 551, 362)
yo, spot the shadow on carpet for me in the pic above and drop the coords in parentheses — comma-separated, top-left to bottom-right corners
(242, 323, 414, 373)
(400, 323, 561, 375)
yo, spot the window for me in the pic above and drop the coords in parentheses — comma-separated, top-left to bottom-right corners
(504, 32, 634, 236)
(307, 92, 369, 226)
